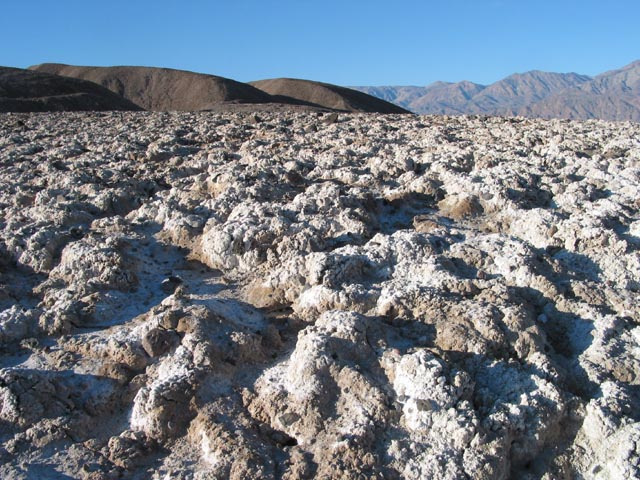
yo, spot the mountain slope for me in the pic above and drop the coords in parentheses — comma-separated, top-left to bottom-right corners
(525, 61, 640, 121)
(0, 66, 142, 112)
(29, 63, 274, 111)
(336, 85, 429, 111)
(411, 81, 487, 114)
(29, 64, 409, 114)
(467, 71, 591, 114)
(250, 78, 410, 114)
(354, 60, 640, 121)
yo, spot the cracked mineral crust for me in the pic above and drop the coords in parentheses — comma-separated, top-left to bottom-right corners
(0, 110, 639, 479)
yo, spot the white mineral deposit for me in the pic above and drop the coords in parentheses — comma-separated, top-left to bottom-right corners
(0, 111, 639, 479)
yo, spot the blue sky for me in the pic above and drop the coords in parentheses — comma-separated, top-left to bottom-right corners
(2, 0, 638, 86)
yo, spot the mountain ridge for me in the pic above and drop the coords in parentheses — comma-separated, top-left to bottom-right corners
(249, 77, 409, 114)
(29, 63, 277, 111)
(28, 63, 409, 114)
(0, 66, 142, 112)
(353, 60, 640, 121)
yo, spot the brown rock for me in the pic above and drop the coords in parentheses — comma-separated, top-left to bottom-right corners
(141, 328, 179, 357)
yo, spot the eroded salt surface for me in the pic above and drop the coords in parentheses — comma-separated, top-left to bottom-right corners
(0, 111, 639, 479)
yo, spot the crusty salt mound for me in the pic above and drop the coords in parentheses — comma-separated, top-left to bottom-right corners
(0, 111, 639, 479)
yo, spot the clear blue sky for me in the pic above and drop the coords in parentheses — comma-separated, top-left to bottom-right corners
(2, 0, 638, 86)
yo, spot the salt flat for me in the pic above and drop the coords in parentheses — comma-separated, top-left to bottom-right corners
(0, 111, 639, 479)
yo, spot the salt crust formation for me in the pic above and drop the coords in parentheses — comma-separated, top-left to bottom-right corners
(0, 111, 639, 479)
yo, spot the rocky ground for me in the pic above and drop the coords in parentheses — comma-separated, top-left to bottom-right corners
(0, 111, 639, 479)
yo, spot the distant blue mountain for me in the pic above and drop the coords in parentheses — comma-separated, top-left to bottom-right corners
(353, 60, 640, 121)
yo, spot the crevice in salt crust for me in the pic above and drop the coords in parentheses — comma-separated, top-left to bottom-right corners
(0, 111, 639, 479)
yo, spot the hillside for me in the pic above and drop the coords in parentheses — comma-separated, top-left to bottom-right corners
(28, 63, 409, 114)
(250, 77, 410, 113)
(29, 63, 274, 111)
(0, 66, 142, 112)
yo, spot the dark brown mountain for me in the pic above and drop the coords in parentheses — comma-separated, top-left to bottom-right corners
(0, 66, 142, 112)
(29, 64, 408, 114)
(249, 78, 410, 114)
(354, 60, 640, 121)
(29, 63, 274, 111)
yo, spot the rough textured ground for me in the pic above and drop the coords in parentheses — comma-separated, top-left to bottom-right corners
(0, 111, 639, 479)
(0, 67, 142, 113)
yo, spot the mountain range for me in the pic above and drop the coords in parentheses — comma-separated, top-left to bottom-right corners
(2, 61, 639, 120)
(0, 63, 408, 114)
(354, 60, 640, 121)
